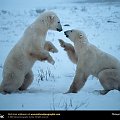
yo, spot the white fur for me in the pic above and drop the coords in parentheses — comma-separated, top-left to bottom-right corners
(0, 11, 62, 93)
(63, 29, 120, 94)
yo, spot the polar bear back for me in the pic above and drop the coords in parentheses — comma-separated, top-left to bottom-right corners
(85, 43, 120, 76)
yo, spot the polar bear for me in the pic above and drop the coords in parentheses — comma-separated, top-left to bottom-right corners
(59, 29, 120, 95)
(0, 11, 62, 94)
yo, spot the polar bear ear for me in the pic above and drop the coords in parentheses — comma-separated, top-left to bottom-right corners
(47, 15, 55, 23)
(50, 15, 55, 20)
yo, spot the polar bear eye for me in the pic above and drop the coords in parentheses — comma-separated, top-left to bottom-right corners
(58, 21, 60, 23)
(70, 30, 72, 32)
(79, 34, 83, 38)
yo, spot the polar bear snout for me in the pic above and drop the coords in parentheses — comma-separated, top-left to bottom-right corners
(57, 28, 62, 32)
(64, 31, 69, 37)
(56, 23, 62, 32)
(64, 30, 73, 38)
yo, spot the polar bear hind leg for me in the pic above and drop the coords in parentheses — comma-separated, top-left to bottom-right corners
(19, 70, 34, 91)
(98, 69, 120, 95)
(1, 71, 25, 93)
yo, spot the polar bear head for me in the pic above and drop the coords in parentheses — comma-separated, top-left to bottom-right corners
(64, 29, 88, 43)
(38, 11, 62, 32)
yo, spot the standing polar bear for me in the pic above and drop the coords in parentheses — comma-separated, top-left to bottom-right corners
(0, 11, 62, 94)
(59, 29, 120, 95)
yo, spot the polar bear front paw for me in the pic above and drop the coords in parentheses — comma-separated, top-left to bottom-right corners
(59, 39, 71, 51)
(47, 56, 55, 65)
(50, 48, 58, 53)
(50, 60, 55, 65)
(64, 89, 78, 94)
(59, 39, 66, 48)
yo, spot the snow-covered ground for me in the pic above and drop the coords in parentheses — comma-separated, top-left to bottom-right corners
(0, 0, 120, 110)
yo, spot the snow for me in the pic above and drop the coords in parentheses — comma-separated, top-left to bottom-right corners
(0, 0, 120, 110)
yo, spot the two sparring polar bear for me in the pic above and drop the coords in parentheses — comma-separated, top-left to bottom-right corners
(0, 11, 62, 93)
(59, 29, 120, 95)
